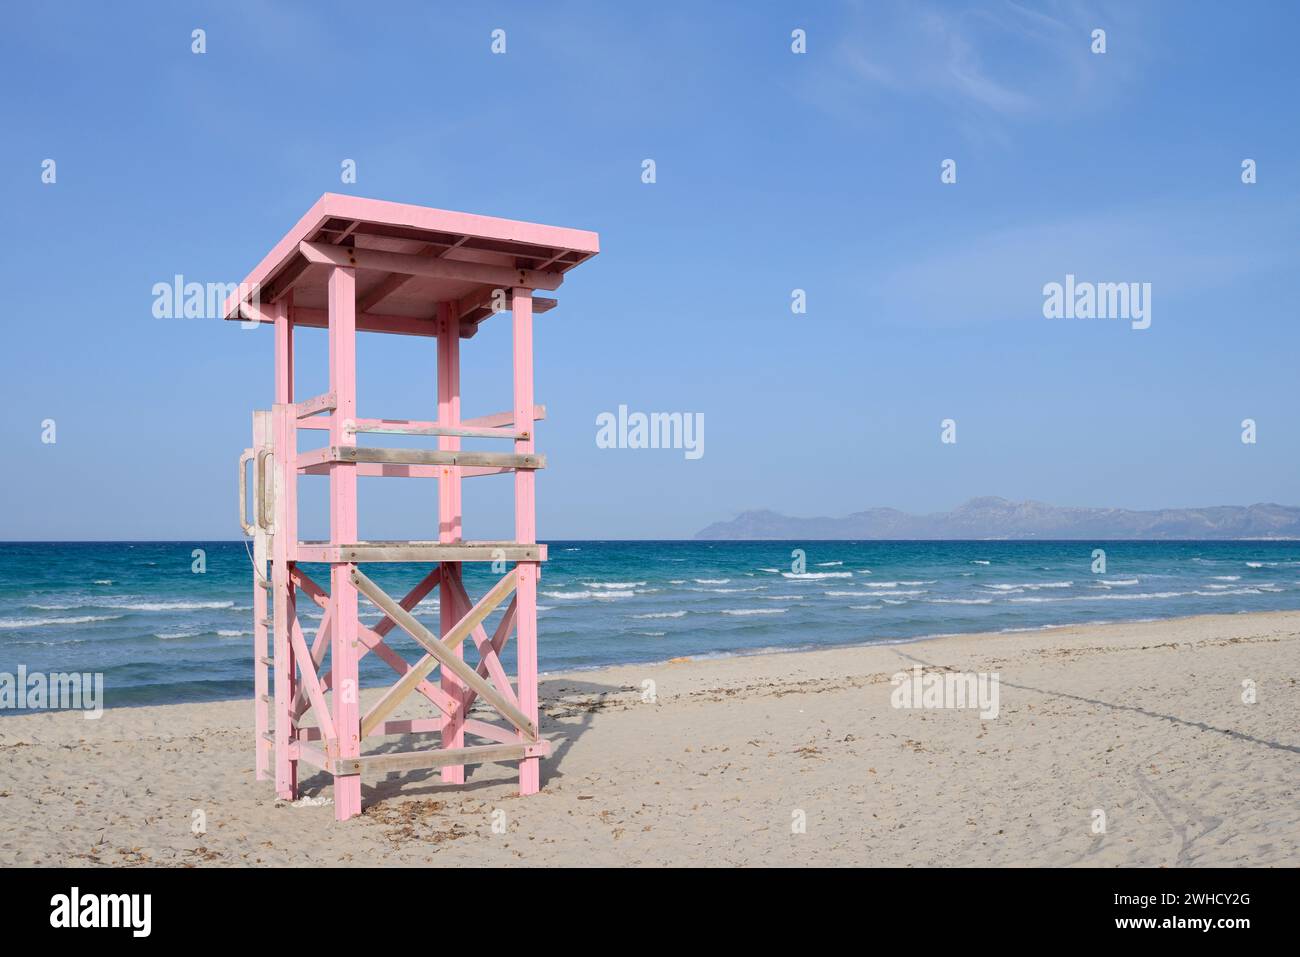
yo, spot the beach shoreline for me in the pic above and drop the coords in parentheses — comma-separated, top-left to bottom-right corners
(2, 610, 1296, 866)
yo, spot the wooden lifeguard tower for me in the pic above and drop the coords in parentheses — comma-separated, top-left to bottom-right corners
(227, 194, 598, 821)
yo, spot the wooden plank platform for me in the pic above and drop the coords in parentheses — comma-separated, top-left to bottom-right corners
(299, 446, 545, 470)
(294, 541, 547, 563)
(342, 446, 544, 469)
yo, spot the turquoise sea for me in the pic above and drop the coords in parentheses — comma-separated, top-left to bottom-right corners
(2, 540, 1299, 710)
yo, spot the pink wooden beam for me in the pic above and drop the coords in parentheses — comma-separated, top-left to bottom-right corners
(295, 391, 336, 419)
(358, 237, 466, 312)
(287, 612, 337, 744)
(286, 301, 556, 338)
(291, 306, 443, 338)
(315, 567, 442, 707)
(354, 624, 460, 718)
(327, 265, 363, 822)
(296, 405, 546, 432)
(290, 604, 331, 720)
(252, 413, 271, 782)
(299, 241, 565, 292)
(297, 462, 513, 479)
(272, 298, 298, 801)
(512, 287, 541, 796)
(453, 596, 518, 715)
(289, 566, 329, 608)
(307, 569, 453, 725)
(437, 300, 467, 784)
(369, 567, 442, 641)
(299, 717, 515, 745)
(446, 574, 521, 713)
(344, 418, 525, 440)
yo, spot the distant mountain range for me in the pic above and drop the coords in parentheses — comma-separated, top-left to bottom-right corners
(695, 497, 1300, 540)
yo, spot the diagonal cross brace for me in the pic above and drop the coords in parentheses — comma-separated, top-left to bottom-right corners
(288, 612, 336, 743)
(351, 567, 534, 740)
(446, 573, 521, 713)
(295, 566, 441, 718)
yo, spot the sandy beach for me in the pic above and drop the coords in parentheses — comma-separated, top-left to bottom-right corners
(1, 611, 1296, 867)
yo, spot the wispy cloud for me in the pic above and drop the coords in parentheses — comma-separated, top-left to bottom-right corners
(805, 0, 1143, 127)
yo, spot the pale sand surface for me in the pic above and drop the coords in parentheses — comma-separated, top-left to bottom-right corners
(1, 611, 1296, 867)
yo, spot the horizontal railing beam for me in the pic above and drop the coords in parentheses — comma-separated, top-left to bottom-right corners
(333, 740, 550, 777)
(298, 405, 545, 433)
(317, 446, 544, 469)
(294, 542, 546, 563)
(463, 404, 546, 429)
(296, 447, 542, 469)
(344, 419, 526, 440)
(298, 462, 511, 479)
(295, 391, 336, 419)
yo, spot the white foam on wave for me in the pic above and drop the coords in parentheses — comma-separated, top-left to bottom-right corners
(632, 610, 687, 619)
(823, 590, 861, 597)
(782, 571, 852, 579)
(721, 608, 786, 615)
(1212, 575, 1241, 581)
(0, 614, 125, 629)
(540, 589, 634, 600)
(971, 560, 991, 565)
(850, 604, 883, 610)
(1012, 590, 1187, 603)
(865, 580, 934, 587)
(112, 600, 236, 612)
(815, 561, 844, 566)
(217, 629, 251, 637)
(929, 598, 993, 605)
(694, 578, 731, 584)
(1098, 579, 1138, 586)
(583, 581, 647, 589)
(985, 581, 1072, 592)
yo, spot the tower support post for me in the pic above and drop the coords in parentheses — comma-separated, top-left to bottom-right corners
(437, 301, 467, 783)
(328, 266, 363, 822)
(512, 287, 540, 796)
(272, 298, 298, 801)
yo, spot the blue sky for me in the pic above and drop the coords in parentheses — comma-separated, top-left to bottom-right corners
(1, 1, 1297, 540)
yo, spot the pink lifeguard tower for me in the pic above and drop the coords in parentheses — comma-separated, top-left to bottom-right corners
(226, 194, 598, 820)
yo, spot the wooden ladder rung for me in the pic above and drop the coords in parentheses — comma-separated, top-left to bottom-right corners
(257, 579, 273, 590)
(260, 732, 274, 744)
(259, 693, 273, 704)
(258, 656, 274, 666)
